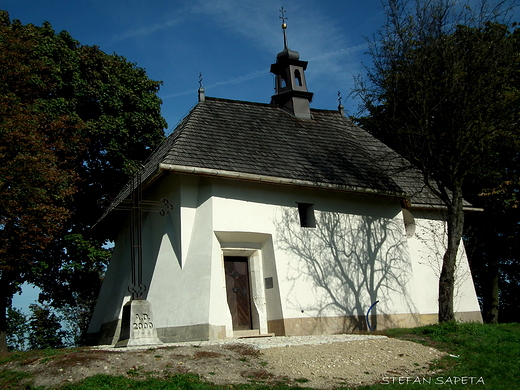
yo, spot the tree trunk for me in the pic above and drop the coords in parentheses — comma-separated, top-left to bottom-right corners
(438, 186, 465, 323)
(0, 287, 9, 353)
(0, 270, 15, 352)
(483, 257, 499, 323)
(0, 330, 6, 353)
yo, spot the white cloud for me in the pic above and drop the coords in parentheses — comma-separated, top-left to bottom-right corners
(208, 69, 266, 88)
(309, 44, 367, 64)
(161, 69, 266, 99)
(108, 16, 184, 43)
(189, 0, 280, 50)
(106, 7, 186, 43)
(161, 88, 194, 100)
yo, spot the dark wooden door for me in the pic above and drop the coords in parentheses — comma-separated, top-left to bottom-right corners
(224, 257, 252, 330)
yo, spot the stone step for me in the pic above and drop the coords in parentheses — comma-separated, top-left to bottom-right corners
(233, 330, 275, 339)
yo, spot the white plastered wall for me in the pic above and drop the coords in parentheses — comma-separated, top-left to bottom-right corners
(404, 208, 481, 318)
(146, 175, 214, 329)
(206, 179, 425, 329)
(87, 223, 132, 334)
(272, 196, 420, 323)
(90, 173, 482, 339)
(209, 188, 284, 336)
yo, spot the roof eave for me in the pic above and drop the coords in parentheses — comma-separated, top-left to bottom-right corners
(410, 202, 484, 212)
(159, 163, 407, 200)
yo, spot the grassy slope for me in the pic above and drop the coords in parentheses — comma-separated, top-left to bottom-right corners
(1, 322, 519, 389)
(359, 322, 520, 390)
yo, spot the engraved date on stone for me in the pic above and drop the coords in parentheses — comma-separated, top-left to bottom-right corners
(133, 313, 154, 330)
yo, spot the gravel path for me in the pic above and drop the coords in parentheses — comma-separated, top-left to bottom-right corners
(107, 333, 389, 350)
(5, 334, 446, 389)
(259, 337, 445, 388)
(159, 334, 446, 388)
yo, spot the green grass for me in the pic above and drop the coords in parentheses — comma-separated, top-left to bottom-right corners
(0, 347, 73, 366)
(60, 373, 217, 389)
(356, 322, 520, 390)
(59, 374, 301, 390)
(0, 369, 40, 389)
(1, 322, 518, 389)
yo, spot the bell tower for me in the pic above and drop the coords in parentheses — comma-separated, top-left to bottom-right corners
(270, 8, 314, 119)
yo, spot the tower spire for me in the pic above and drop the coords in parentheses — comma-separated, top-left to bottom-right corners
(270, 8, 313, 119)
(280, 7, 288, 49)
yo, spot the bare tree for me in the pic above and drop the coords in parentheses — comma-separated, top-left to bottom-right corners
(355, 0, 519, 322)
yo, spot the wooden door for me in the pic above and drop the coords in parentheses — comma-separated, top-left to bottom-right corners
(224, 256, 252, 330)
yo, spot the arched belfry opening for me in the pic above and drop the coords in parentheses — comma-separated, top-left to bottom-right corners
(270, 8, 313, 119)
(294, 69, 303, 87)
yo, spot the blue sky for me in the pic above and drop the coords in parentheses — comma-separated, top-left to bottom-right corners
(3, 0, 385, 135)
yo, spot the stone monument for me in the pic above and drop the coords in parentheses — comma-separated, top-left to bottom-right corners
(116, 299, 162, 347)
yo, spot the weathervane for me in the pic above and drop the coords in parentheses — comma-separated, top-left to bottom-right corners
(338, 91, 345, 116)
(279, 7, 289, 49)
(198, 72, 205, 102)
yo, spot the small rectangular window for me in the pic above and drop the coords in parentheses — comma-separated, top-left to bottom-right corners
(297, 203, 316, 228)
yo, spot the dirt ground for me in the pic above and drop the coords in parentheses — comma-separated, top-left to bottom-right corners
(2, 337, 446, 389)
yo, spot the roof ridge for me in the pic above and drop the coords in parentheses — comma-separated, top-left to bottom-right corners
(203, 96, 273, 108)
(204, 95, 350, 117)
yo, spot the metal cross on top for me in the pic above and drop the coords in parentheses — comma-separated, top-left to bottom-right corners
(279, 7, 288, 25)
(99, 172, 173, 300)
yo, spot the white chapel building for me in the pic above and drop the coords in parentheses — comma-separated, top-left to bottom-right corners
(87, 26, 482, 345)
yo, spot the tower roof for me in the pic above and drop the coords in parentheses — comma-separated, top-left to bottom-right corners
(270, 8, 313, 119)
(276, 46, 300, 61)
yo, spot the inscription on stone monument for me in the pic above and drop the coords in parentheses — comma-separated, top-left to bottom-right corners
(133, 313, 154, 330)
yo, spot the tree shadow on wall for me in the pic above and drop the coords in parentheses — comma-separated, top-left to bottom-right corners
(276, 207, 418, 332)
(413, 216, 471, 311)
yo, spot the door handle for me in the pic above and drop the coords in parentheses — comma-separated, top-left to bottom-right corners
(232, 287, 247, 295)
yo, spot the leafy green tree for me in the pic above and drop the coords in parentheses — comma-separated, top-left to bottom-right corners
(0, 10, 166, 351)
(355, 0, 520, 322)
(464, 156, 520, 323)
(40, 234, 112, 345)
(6, 307, 29, 351)
(0, 21, 80, 351)
(27, 304, 66, 350)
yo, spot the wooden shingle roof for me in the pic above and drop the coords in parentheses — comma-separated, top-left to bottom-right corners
(163, 98, 403, 194)
(99, 97, 444, 223)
